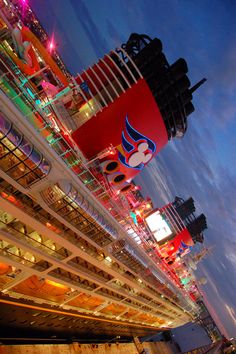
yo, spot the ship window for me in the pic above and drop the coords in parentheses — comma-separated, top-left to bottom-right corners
(23, 157, 39, 172)
(6, 127, 22, 147)
(106, 161, 119, 172)
(66, 210, 78, 221)
(0, 115, 51, 187)
(33, 165, 46, 179)
(52, 199, 68, 213)
(0, 142, 10, 158)
(8, 163, 30, 178)
(13, 147, 26, 161)
(17, 171, 39, 187)
(0, 142, 50, 187)
(0, 153, 19, 171)
(18, 137, 33, 157)
(80, 198, 89, 212)
(0, 113, 11, 137)
(38, 158, 50, 175)
(67, 187, 78, 201)
(72, 216, 83, 226)
(113, 174, 125, 183)
(1, 136, 18, 151)
(29, 148, 42, 166)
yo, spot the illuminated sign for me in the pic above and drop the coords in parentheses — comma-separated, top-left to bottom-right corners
(145, 211, 172, 242)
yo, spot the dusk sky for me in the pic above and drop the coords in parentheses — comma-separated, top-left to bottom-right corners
(30, 0, 236, 338)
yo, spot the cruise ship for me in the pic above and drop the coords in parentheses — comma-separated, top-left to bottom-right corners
(0, 0, 207, 343)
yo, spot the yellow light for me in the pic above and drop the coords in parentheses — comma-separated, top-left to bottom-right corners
(45, 280, 68, 289)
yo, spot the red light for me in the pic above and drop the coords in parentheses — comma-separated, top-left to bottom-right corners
(48, 38, 55, 53)
(49, 42, 54, 49)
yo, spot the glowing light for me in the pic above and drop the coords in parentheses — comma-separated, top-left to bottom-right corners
(0, 263, 11, 275)
(45, 279, 68, 289)
(48, 38, 55, 53)
(145, 211, 172, 242)
(130, 211, 138, 225)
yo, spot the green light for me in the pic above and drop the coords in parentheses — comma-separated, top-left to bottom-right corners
(26, 87, 35, 99)
(181, 277, 191, 285)
(130, 211, 138, 225)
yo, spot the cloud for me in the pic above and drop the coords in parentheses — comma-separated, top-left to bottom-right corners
(68, 0, 110, 59)
(223, 243, 236, 273)
(225, 305, 236, 327)
(198, 265, 236, 338)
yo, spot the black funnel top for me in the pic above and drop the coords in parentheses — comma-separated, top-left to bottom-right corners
(121, 33, 206, 139)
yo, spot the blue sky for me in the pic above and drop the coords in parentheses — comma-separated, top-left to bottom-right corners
(31, 0, 236, 338)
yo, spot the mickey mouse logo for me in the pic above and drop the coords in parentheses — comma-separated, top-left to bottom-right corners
(118, 116, 156, 170)
(128, 142, 152, 167)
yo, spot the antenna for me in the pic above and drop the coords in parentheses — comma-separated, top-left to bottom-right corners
(190, 78, 207, 94)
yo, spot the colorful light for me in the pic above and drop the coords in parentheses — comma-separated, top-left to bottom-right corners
(48, 38, 55, 53)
